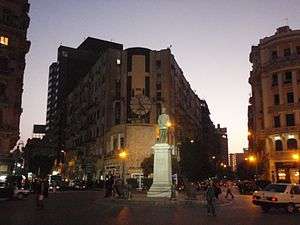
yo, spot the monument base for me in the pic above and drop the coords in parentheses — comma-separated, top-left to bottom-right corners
(147, 143, 172, 198)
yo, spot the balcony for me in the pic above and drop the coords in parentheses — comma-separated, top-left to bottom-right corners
(263, 126, 300, 135)
(262, 54, 300, 72)
(267, 102, 300, 113)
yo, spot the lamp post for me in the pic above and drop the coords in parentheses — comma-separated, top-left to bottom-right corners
(246, 155, 257, 179)
(292, 153, 299, 184)
(119, 150, 127, 184)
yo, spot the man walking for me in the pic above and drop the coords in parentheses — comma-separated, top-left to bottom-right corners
(206, 181, 217, 216)
(225, 181, 234, 199)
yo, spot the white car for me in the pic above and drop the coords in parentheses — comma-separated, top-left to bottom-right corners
(252, 183, 300, 213)
(14, 187, 30, 200)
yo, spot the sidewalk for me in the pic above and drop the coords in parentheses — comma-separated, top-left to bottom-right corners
(99, 191, 233, 207)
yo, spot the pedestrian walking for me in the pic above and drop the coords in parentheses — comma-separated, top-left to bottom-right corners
(206, 181, 217, 216)
(213, 182, 222, 200)
(225, 181, 234, 199)
(35, 178, 45, 209)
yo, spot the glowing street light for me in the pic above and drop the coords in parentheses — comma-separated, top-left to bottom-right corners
(292, 153, 299, 161)
(248, 155, 256, 162)
(190, 139, 194, 143)
(119, 151, 127, 159)
(119, 150, 128, 184)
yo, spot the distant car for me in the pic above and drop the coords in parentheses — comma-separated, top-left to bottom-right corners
(253, 183, 300, 213)
(13, 187, 30, 200)
(49, 184, 61, 192)
(73, 181, 86, 190)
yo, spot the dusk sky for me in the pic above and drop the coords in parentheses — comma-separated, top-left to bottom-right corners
(21, 0, 300, 153)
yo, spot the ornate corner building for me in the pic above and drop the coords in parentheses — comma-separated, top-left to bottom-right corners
(62, 43, 222, 181)
(0, 0, 30, 175)
(248, 26, 300, 183)
(45, 37, 225, 181)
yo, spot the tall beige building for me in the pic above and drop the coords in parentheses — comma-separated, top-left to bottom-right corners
(64, 44, 214, 181)
(248, 26, 300, 183)
(0, 0, 30, 175)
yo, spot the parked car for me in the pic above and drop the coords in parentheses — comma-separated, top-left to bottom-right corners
(252, 183, 300, 213)
(13, 186, 30, 200)
(0, 182, 12, 199)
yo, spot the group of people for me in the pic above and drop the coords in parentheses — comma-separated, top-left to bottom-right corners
(104, 172, 131, 199)
(205, 180, 234, 217)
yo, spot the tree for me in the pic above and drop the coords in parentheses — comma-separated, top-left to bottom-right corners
(23, 138, 55, 177)
(236, 161, 255, 180)
(180, 140, 215, 181)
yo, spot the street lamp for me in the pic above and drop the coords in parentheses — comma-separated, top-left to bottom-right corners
(292, 153, 299, 184)
(119, 150, 128, 184)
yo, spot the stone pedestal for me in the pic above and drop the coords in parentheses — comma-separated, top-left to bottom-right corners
(147, 143, 172, 198)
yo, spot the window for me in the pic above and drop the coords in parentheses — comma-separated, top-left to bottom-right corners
(296, 46, 300, 55)
(272, 73, 278, 86)
(264, 184, 287, 193)
(156, 92, 162, 101)
(284, 48, 291, 57)
(0, 36, 8, 46)
(287, 92, 294, 103)
(114, 102, 121, 125)
(156, 82, 161, 90)
(115, 80, 121, 100)
(274, 94, 280, 105)
(271, 50, 278, 60)
(287, 138, 297, 150)
(0, 57, 8, 72)
(145, 77, 150, 97)
(274, 116, 280, 128)
(157, 73, 161, 79)
(116, 59, 121, 65)
(284, 71, 292, 84)
(156, 60, 161, 69)
(286, 114, 295, 126)
(275, 140, 283, 151)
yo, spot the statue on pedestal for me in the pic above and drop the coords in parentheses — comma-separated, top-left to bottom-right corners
(158, 107, 170, 143)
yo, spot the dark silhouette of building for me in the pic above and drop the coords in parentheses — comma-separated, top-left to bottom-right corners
(0, 0, 30, 175)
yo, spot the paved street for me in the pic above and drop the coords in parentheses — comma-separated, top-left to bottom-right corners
(0, 190, 299, 225)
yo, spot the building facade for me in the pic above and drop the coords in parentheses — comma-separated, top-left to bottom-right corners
(229, 153, 246, 172)
(248, 26, 300, 183)
(0, 0, 30, 175)
(45, 38, 123, 162)
(64, 44, 216, 181)
(216, 124, 229, 164)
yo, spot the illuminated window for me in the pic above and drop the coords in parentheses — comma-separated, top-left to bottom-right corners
(0, 36, 8, 46)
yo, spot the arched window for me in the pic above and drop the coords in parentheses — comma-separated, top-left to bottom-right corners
(287, 138, 298, 150)
(275, 140, 283, 151)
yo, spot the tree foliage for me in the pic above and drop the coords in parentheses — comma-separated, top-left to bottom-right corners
(24, 138, 55, 177)
(180, 140, 215, 181)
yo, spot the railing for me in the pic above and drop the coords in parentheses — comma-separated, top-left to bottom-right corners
(262, 54, 300, 72)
